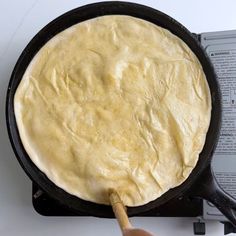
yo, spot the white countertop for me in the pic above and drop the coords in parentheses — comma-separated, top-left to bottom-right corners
(0, 1, 235, 235)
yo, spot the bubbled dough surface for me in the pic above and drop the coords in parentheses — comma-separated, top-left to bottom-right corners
(14, 15, 211, 206)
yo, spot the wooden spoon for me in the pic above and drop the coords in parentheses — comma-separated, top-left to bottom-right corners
(109, 190, 154, 236)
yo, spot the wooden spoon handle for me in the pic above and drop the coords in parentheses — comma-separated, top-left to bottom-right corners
(109, 190, 132, 231)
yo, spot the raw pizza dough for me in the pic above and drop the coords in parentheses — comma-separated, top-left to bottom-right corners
(14, 15, 211, 206)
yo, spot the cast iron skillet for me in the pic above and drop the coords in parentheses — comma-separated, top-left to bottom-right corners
(5, 1, 236, 225)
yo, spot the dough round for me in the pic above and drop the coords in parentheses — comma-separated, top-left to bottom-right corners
(14, 15, 211, 206)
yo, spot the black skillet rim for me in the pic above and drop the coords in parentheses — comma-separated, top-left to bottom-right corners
(6, 1, 221, 217)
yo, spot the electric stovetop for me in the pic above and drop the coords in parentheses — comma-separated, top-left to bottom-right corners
(32, 30, 236, 235)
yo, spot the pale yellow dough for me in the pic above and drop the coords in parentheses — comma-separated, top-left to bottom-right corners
(14, 15, 211, 206)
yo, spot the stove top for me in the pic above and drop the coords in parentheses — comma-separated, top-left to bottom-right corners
(32, 30, 236, 235)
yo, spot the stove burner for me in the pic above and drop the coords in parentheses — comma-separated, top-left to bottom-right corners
(32, 183, 202, 217)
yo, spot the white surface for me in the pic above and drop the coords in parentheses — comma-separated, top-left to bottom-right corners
(0, 1, 235, 235)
